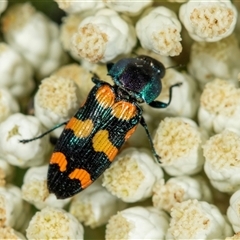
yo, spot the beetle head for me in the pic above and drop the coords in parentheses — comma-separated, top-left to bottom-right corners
(108, 55, 165, 103)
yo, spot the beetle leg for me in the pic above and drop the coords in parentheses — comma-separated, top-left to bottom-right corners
(91, 72, 106, 86)
(140, 117, 161, 164)
(106, 62, 114, 72)
(149, 82, 182, 108)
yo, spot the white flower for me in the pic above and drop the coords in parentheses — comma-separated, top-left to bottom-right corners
(52, 61, 113, 108)
(179, 0, 237, 42)
(34, 75, 81, 137)
(167, 199, 233, 239)
(70, 180, 126, 228)
(153, 117, 206, 176)
(102, 147, 163, 203)
(227, 190, 240, 233)
(26, 206, 84, 239)
(0, 113, 51, 168)
(52, 63, 111, 104)
(0, 159, 14, 186)
(203, 130, 240, 193)
(71, 8, 136, 63)
(0, 43, 34, 98)
(198, 78, 240, 135)
(21, 165, 71, 210)
(0, 184, 31, 231)
(80, 61, 113, 85)
(60, 12, 97, 61)
(1, 3, 68, 79)
(0, 0, 7, 15)
(0, 226, 26, 240)
(54, 0, 104, 14)
(152, 176, 213, 213)
(0, 88, 19, 123)
(104, 0, 152, 15)
(136, 6, 182, 56)
(188, 34, 240, 89)
(145, 68, 199, 119)
(135, 47, 175, 67)
(106, 206, 169, 240)
(226, 232, 240, 240)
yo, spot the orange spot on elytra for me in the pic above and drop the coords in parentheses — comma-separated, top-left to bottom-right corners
(125, 125, 137, 141)
(50, 152, 67, 172)
(69, 168, 92, 188)
(65, 118, 93, 138)
(92, 130, 118, 162)
(112, 101, 137, 120)
(95, 85, 115, 108)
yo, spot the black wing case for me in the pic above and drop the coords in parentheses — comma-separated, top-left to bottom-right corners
(47, 82, 142, 199)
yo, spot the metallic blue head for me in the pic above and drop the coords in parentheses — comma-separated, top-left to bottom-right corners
(107, 55, 165, 103)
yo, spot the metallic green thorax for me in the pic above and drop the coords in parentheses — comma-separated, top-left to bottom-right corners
(108, 55, 165, 104)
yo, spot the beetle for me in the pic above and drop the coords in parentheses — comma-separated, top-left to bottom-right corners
(21, 55, 181, 199)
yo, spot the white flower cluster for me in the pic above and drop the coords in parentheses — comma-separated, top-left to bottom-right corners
(167, 199, 233, 239)
(102, 148, 163, 202)
(54, 0, 104, 14)
(153, 117, 206, 176)
(188, 34, 240, 89)
(0, 113, 51, 168)
(227, 189, 240, 233)
(71, 8, 136, 63)
(21, 165, 71, 209)
(69, 180, 126, 228)
(136, 7, 182, 57)
(0, 0, 240, 239)
(26, 206, 84, 239)
(179, 0, 237, 42)
(1, 3, 68, 79)
(34, 75, 81, 137)
(199, 78, 240, 135)
(152, 176, 212, 213)
(145, 68, 200, 119)
(58, 2, 184, 62)
(54, 0, 152, 16)
(0, 43, 34, 98)
(203, 130, 240, 193)
(106, 206, 169, 239)
(0, 88, 19, 123)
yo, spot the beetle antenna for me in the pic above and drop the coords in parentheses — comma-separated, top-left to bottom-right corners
(166, 64, 185, 70)
(131, 51, 138, 57)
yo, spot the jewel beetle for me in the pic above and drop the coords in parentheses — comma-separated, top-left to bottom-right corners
(21, 55, 181, 199)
